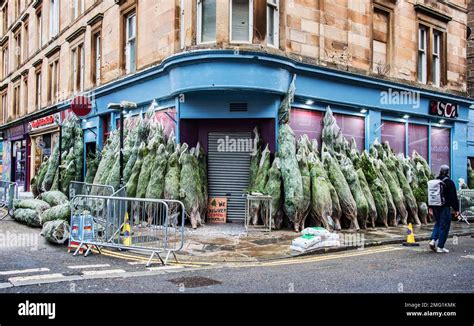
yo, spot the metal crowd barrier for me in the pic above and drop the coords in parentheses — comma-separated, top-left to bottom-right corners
(69, 194, 185, 266)
(69, 181, 115, 199)
(245, 194, 273, 232)
(0, 181, 18, 220)
(458, 189, 473, 225)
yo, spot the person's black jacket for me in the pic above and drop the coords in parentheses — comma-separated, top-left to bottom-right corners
(438, 175, 460, 211)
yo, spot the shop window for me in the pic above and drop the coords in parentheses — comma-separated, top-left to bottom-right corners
(381, 120, 406, 155)
(155, 108, 177, 137)
(267, 0, 279, 47)
(289, 109, 324, 143)
(408, 123, 428, 159)
(372, 6, 391, 74)
(197, 0, 216, 44)
(431, 126, 450, 175)
(334, 114, 365, 153)
(124, 10, 136, 74)
(230, 0, 252, 43)
(102, 114, 111, 144)
(289, 109, 365, 152)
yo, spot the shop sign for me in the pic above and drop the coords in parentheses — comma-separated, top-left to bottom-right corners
(207, 197, 227, 224)
(71, 95, 92, 117)
(8, 124, 26, 140)
(429, 101, 458, 119)
(29, 114, 59, 130)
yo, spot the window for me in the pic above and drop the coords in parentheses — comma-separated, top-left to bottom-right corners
(124, 11, 136, 74)
(15, 0, 20, 18)
(13, 84, 20, 118)
(372, 7, 390, 73)
(48, 59, 59, 103)
(289, 109, 365, 152)
(431, 126, 450, 175)
(23, 77, 28, 114)
(2, 45, 8, 78)
(230, 0, 252, 43)
(71, 44, 85, 93)
(381, 120, 406, 155)
(197, 0, 216, 44)
(37, 10, 43, 49)
(1, 4, 7, 35)
(50, 0, 59, 38)
(0, 91, 7, 123)
(267, 0, 278, 47)
(418, 24, 445, 86)
(91, 31, 101, 85)
(23, 22, 29, 62)
(408, 123, 428, 159)
(418, 26, 427, 84)
(73, 0, 85, 19)
(35, 70, 42, 110)
(432, 30, 441, 87)
(14, 31, 21, 70)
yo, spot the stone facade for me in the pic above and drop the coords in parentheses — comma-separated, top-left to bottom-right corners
(0, 0, 469, 125)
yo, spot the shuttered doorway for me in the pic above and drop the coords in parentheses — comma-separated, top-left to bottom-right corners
(208, 132, 251, 221)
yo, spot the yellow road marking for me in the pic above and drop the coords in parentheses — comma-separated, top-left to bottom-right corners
(246, 246, 404, 267)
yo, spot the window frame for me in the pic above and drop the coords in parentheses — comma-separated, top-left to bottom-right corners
(91, 29, 102, 86)
(36, 9, 43, 50)
(229, 0, 253, 44)
(13, 82, 21, 118)
(417, 25, 428, 84)
(13, 29, 21, 70)
(124, 10, 137, 74)
(49, 0, 60, 39)
(0, 90, 7, 124)
(197, 0, 217, 45)
(2, 44, 8, 79)
(1, 3, 8, 36)
(266, 0, 279, 48)
(417, 21, 446, 87)
(35, 68, 42, 110)
(48, 58, 59, 104)
(23, 21, 29, 63)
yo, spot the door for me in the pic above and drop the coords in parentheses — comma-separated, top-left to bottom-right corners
(207, 132, 251, 221)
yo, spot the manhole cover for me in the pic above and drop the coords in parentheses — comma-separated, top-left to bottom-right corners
(168, 276, 222, 288)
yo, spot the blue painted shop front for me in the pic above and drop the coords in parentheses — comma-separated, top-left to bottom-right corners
(62, 50, 471, 184)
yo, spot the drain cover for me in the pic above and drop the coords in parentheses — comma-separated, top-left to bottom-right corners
(168, 276, 222, 288)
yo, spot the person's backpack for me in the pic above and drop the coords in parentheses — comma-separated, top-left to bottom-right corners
(427, 177, 449, 206)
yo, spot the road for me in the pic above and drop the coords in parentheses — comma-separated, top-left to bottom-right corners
(0, 218, 473, 293)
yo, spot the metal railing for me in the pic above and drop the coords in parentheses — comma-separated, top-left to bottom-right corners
(0, 181, 18, 220)
(69, 181, 115, 199)
(458, 189, 473, 225)
(245, 194, 272, 232)
(69, 194, 186, 266)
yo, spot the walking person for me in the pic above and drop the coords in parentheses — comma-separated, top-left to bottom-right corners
(428, 165, 460, 253)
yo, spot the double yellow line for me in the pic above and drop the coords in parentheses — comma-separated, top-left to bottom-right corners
(91, 248, 215, 267)
(244, 246, 404, 268)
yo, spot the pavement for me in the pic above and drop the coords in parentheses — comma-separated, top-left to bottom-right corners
(175, 220, 473, 263)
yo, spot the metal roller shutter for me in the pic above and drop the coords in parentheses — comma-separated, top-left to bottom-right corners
(208, 132, 251, 221)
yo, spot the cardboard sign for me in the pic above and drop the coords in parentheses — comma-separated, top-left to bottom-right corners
(207, 198, 227, 224)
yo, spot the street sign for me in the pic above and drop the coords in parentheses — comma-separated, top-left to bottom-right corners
(70, 95, 92, 117)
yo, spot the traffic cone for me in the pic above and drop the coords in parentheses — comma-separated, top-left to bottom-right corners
(121, 212, 132, 246)
(402, 223, 419, 246)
